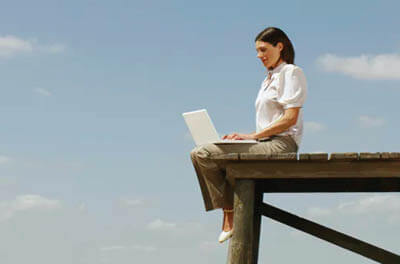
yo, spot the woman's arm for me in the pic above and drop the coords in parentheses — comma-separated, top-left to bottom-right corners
(253, 107, 300, 139)
(223, 107, 301, 140)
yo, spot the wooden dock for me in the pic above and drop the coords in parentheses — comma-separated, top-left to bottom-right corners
(208, 152, 400, 264)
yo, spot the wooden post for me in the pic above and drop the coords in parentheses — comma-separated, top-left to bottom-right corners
(227, 179, 255, 264)
(251, 184, 263, 264)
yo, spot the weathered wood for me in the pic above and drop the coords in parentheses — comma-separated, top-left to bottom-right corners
(240, 153, 297, 161)
(309, 153, 329, 161)
(299, 153, 310, 161)
(258, 178, 400, 192)
(389, 152, 400, 160)
(330, 152, 359, 161)
(227, 161, 400, 179)
(359, 152, 381, 160)
(209, 152, 400, 161)
(215, 152, 400, 264)
(261, 202, 400, 264)
(251, 185, 263, 264)
(227, 180, 255, 264)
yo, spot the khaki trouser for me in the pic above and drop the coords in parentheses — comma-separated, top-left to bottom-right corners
(190, 135, 298, 212)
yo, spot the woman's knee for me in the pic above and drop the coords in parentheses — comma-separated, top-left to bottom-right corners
(190, 143, 222, 160)
(190, 146, 211, 162)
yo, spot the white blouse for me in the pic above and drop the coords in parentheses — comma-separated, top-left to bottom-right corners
(255, 62, 307, 147)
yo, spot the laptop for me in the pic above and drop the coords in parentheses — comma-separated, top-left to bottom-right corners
(182, 109, 258, 146)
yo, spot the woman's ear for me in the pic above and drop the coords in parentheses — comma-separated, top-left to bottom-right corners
(277, 42, 284, 52)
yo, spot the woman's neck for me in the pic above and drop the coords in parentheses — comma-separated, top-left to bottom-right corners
(268, 58, 285, 71)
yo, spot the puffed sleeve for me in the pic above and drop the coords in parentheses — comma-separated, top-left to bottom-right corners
(277, 66, 307, 109)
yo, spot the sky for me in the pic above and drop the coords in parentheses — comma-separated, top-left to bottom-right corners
(0, 0, 400, 263)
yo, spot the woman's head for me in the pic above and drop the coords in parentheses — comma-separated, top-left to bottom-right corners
(255, 27, 295, 70)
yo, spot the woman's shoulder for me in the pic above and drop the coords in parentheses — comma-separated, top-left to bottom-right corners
(282, 63, 304, 72)
(281, 64, 306, 78)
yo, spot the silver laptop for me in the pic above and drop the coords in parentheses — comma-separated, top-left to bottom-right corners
(182, 109, 258, 146)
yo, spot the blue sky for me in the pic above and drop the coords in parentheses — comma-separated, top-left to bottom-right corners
(0, 0, 400, 263)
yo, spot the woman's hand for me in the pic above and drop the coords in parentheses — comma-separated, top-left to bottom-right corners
(222, 132, 256, 140)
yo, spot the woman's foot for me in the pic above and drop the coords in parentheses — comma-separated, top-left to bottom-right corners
(223, 209, 234, 231)
(218, 208, 234, 243)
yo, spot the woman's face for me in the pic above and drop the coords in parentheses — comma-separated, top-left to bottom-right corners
(255, 40, 283, 70)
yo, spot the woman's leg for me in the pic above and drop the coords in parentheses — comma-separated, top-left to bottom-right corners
(190, 143, 251, 211)
(222, 136, 298, 231)
(190, 136, 298, 234)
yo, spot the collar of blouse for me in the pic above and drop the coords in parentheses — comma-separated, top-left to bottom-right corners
(267, 61, 287, 77)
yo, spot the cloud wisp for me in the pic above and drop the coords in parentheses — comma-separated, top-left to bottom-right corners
(0, 155, 12, 165)
(358, 115, 385, 128)
(0, 35, 65, 58)
(34, 88, 52, 96)
(146, 218, 177, 230)
(304, 121, 326, 133)
(0, 194, 61, 221)
(307, 194, 400, 224)
(316, 53, 400, 80)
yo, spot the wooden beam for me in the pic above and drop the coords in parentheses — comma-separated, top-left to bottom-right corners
(227, 161, 400, 179)
(257, 178, 400, 192)
(251, 185, 263, 264)
(240, 153, 297, 161)
(261, 202, 400, 264)
(227, 180, 255, 264)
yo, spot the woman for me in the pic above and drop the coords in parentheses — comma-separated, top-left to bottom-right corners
(190, 27, 307, 243)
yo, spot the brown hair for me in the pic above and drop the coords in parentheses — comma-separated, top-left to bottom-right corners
(255, 27, 295, 64)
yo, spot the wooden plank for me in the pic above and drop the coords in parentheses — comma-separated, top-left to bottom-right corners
(389, 152, 400, 160)
(251, 185, 264, 264)
(330, 152, 359, 161)
(359, 152, 381, 160)
(239, 154, 272, 160)
(258, 178, 400, 192)
(261, 202, 400, 264)
(309, 153, 329, 161)
(227, 180, 255, 264)
(251, 185, 263, 264)
(227, 161, 400, 179)
(240, 153, 297, 161)
(299, 153, 310, 161)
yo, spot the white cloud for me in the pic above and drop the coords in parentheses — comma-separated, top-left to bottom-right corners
(0, 155, 11, 165)
(307, 194, 400, 224)
(119, 198, 145, 208)
(0, 35, 33, 57)
(34, 88, 52, 96)
(304, 121, 325, 133)
(100, 245, 126, 252)
(316, 53, 400, 80)
(0, 194, 61, 221)
(0, 35, 65, 58)
(307, 207, 331, 218)
(78, 202, 88, 213)
(147, 218, 177, 230)
(358, 115, 385, 128)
